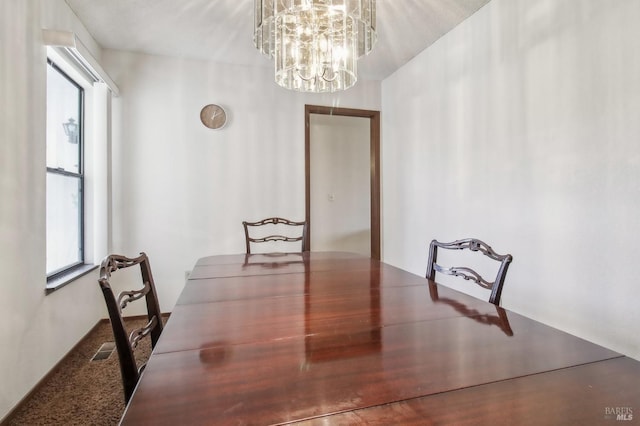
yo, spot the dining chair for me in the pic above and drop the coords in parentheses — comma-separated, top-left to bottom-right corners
(426, 238, 513, 305)
(98, 252, 164, 403)
(242, 217, 308, 254)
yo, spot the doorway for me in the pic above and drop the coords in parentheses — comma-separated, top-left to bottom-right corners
(305, 105, 380, 260)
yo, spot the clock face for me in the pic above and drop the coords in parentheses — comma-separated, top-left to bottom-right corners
(200, 104, 227, 129)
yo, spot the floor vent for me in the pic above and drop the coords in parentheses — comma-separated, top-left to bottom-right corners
(91, 342, 115, 361)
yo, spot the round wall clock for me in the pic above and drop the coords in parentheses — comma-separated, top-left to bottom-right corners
(200, 104, 227, 129)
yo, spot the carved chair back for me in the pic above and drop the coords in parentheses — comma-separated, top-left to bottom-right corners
(242, 217, 308, 254)
(98, 252, 164, 403)
(426, 238, 513, 305)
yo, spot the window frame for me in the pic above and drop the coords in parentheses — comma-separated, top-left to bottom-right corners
(45, 58, 87, 282)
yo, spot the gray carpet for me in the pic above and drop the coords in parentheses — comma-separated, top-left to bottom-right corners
(6, 318, 154, 426)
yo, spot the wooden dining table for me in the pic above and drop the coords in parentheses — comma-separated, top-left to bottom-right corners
(120, 251, 640, 425)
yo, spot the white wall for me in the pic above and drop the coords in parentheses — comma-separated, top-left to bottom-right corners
(382, 0, 640, 360)
(310, 115, 371, 256)
(102, 50, 381, 312)
(0, 0, 109, 420)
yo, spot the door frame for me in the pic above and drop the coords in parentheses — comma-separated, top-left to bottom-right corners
(305, 104, 381, 260)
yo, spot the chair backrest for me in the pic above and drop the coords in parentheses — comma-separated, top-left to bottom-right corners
(242, 217, 308, 254)
(98, 252, 164, 403)
(426, 238, 513, 305)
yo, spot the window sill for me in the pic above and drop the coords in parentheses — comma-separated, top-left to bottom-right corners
(46, 264, 98, 294)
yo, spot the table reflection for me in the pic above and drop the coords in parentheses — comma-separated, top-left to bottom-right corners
(242, 253, 305, 269)
(198, 342, 232, 368)
(304, 267, 382, 363)
(428, 281, 513, 336)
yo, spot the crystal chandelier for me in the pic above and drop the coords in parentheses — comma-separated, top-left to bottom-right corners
(254, 0, 377, 93)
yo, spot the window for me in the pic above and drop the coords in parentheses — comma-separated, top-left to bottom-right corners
(46, 59, 84, 277)
(43, 33, 118, 292)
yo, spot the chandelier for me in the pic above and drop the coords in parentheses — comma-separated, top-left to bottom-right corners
(254, 0, 377, 93)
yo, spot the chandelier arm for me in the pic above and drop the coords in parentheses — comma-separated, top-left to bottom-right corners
(296, 68, 315, 82)
(321, 66, 338, 82)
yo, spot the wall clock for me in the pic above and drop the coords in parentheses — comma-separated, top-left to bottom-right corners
(200, 104, 227, 129)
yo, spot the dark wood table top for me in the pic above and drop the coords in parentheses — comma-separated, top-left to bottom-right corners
(121, 252, 640, 425)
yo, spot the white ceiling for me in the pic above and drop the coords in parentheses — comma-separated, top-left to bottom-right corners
(64, 0, 491, 81)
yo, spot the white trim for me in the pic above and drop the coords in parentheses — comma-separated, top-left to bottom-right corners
(42, 29, 120, 96)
